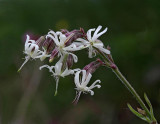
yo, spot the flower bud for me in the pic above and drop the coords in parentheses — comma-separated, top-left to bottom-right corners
(43, 37, 55, 54)
(61, 29, 69, 36)
(80, 27, 87, 39)
(49, 48, 59, 63)
(83, 59, 104, 75)
(66, 54, 74, 68)
(61, 29, 85, 46)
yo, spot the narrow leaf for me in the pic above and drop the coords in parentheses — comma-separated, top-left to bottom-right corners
(144, 93, 157, 121)
(127, 103, 150, 122)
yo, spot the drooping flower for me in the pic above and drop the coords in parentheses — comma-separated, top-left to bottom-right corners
(77, 25, 110, 58)
(39, 56, 79, 95)
(73, 70, 101, 104)
(18, 35, 46, 72)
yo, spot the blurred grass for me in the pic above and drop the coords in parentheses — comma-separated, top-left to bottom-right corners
(0, 0, 160, 123)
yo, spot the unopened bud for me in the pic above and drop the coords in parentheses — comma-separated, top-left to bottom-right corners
(61, 29, 84, 46)
(66, 54, 74, 68)
(83, 59, 104, 75)
(61, 29, 69, 36)
(43, 37, 55, 53)
(80, 28, 87, 39)
(49, 48, 59, 63)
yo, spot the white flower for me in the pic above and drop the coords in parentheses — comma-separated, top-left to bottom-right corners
(73, 70, 101, 104)
(77, 25, 110, 58)
(18, 35, 51, 72)
(18, 35, 43, 71)
(39, 56, 79, 95)
(46, 30, 83, 63)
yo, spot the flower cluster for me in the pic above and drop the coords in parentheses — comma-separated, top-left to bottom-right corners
(19, 25, 110, 103)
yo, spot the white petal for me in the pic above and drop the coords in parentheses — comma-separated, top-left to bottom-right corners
(73, 68, 81, 72)
(92, 25, 102, 40)
(76, 38, 88, 44)
(92, 26, 108, 41)
(89, 80, 101, 90)
(59, 34, 67, 45)
(61, 68, 74, 77)
(39, 65, 55, 74)
(97, 27, 108, 38)
(87, 28, 95, 41)
(74, 71, 81, 88)
(55, 62, 62, 75)
(25, 35, 35, 44)
(46, 34, 60, 46)
(94, 42, 104, 47)
(81, 70, 86, 85)
(68, 52, 78, 63)
(88, 90, 94, 95)
(83, 73, 92, 87)
(95, 46, 110, 55)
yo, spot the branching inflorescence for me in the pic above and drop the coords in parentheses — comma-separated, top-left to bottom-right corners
(18, 26, 158, 124)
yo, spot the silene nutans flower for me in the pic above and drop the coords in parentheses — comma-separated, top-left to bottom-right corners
(73, 70, 101, 104)
(46, 30, 83, 63)
(39, 56, 80, 95)
(77, 25, 110, 58)
(18, 35, 49, 72)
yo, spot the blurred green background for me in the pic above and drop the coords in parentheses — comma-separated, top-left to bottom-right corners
(0, 0, 160, 123)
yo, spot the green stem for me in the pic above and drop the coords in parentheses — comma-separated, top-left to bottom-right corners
(94, 47, 152, 119)
(112, 67, 151, 118)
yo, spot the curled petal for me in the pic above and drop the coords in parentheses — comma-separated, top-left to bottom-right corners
(92, 26, 108, 41)
(74, 71, 81, 88)
(89, 80, 101, 89)
(87, 28, 95, 41)
(39, 65, 55, 74)
(67, 52, 78, 63)
(88, 90, 94, 96)
(92, 25, 102, 40)
(46, 34, 60, 46)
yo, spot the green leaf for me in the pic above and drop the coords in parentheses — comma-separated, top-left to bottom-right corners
(127, 103, 151, 123)
(144, 93, 157, 122)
